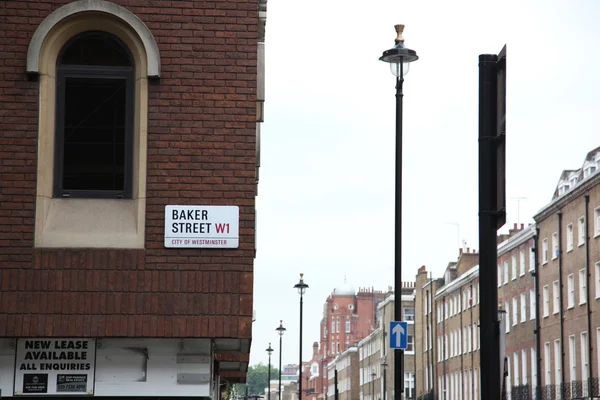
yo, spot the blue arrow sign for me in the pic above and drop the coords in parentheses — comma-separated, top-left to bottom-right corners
(390, 321, 408, 349)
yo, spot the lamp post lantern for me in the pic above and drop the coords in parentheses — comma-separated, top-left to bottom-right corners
(294, 274, 309, 400)
(276, 321, 286, 400)
(379, 24, 418, 400)
(371, 370, 377, 400)
(267, 343, 274, 400)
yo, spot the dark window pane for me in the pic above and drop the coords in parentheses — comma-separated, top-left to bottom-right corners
(60, 33, 132, 66)
(62, 77, 127, 192)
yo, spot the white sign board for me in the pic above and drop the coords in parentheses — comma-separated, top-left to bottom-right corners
(164, 205, 239, 248)
(14, 339, 96, 396)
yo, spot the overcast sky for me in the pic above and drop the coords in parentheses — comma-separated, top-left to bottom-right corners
(250, 0, 600, 367)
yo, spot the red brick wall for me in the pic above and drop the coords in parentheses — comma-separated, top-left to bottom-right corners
(0, 0, 258, 338)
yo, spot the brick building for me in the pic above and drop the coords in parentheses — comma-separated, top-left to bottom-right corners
(326, 347, 359, 400)
(497, 224, 537, 399)
(0, 0, 265, 397)
(309, 284, 386, 400)
(533, 146, 600, 399)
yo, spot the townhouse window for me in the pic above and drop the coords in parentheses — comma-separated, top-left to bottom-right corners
(468, 286, 472, 308)
(553, 280, 560, 314)
(579, 268, 587, 305)
(514, 352, 520, 386)
(531, 348, 537, 389)
(543, 285, 550, 317)
(505, 302, 511, 333)
(504, 260, 510, 283)
(512, 254, 517, 280)
(331, 319, 335, 332)
(578, 217, 585, 246)
(475, 325, 479, 350)
(404, 307, 415, 321)
(467, 325, 471, 352)
(404, 373, 415, 399)
(568, 274, 575, 309)
(542, 238, 548, 264)
(596, 262, 600, 299)
(554, 340, 562, 386)
(529, 246, 535, 271)
(476, 283, 479, 304)
(520, 293, 526, 323)
(512, 297, 518, 326)
(530, 289, 536, 320)
(54, 32, 134, 199)
(544, 342, 551, 385)
(507, 357, 512, 397)
(596, 207, 600, 237)
(522, 349, 528, 384)
(569, 335, 576, 382)
(552, 232, 559, 260)
(520, 250, 526, 276)
(345, 319, 350, 333)
(498, 264, 502, 287)
(458, 329, 462, 354)
(567, 223, 574, 251)
(407, 335, 414, 352)
(581, 332, 589, 381)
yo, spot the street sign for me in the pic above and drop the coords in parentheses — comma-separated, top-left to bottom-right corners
(389, 321, 408, 349)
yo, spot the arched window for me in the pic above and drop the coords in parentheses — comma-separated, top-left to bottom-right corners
(54, 31, 134, 198)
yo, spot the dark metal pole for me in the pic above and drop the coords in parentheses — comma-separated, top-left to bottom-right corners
(558, 212, 566, 398)
(334, 369, 339, 400)
(279, 335, 283, 400)
(299, 293, 304, 400)
(478, 53, 500, 400)
(394, 62, 405, 400)
(268, 350, 272, 400)
(584, 195, 594, 392)
(533, 229, 542, 399)
(383, 365, 387, 400)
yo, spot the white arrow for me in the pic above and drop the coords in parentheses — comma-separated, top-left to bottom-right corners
(392, 323, 405, 348)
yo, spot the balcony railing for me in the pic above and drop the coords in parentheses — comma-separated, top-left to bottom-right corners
(507, 379, 600, 400)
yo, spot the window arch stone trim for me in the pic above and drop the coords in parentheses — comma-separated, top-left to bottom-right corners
(27, 0, 161, 78)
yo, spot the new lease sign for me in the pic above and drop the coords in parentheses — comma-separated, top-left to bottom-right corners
(164, 205, 239, 248)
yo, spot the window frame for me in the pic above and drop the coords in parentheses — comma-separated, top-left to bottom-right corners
(542, 238, 548, 264)
(567, 223, 574, 251)
(54, 32, 135, 199)
(578, 216, 585, 246)
(543, 285, 549, 318)
(553, 280, 560, 315)
(520, 250, 526, 276)
(579, 268, 587, 305)
(567, 273, 575, 309)
(551, 232, 559, 260)
(596, 207, 600, 237)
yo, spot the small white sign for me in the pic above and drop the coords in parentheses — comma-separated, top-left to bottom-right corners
(164, 205, 239, 248)
(14, 338, 96, 396)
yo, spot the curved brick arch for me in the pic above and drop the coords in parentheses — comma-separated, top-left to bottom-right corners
(27, 0, 161, 78)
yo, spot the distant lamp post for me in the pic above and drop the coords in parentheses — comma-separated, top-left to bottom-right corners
(276, 321, 286, 400)
(379, 24, 418, 400)
(267, 343, 274, 400)
(371, 370, 377, 400)
(294, 274, 309, 400)
(381, 361, 388, 400)
(498, 305, 508, 399)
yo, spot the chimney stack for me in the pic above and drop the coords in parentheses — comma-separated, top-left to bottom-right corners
(459, 248, 463, 255)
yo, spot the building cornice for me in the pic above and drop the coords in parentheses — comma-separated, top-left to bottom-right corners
(497, 225, 536, 256)
(534, 171, 600, 223)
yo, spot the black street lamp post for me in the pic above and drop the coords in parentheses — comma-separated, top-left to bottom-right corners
(267, 343, 274, 400)
(276, 321, 286, 400)
(371, 370, 377, 400)
(379, 24, 418, 400)
(294, 274, 309, 400)
(381, 361, 388, 400)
